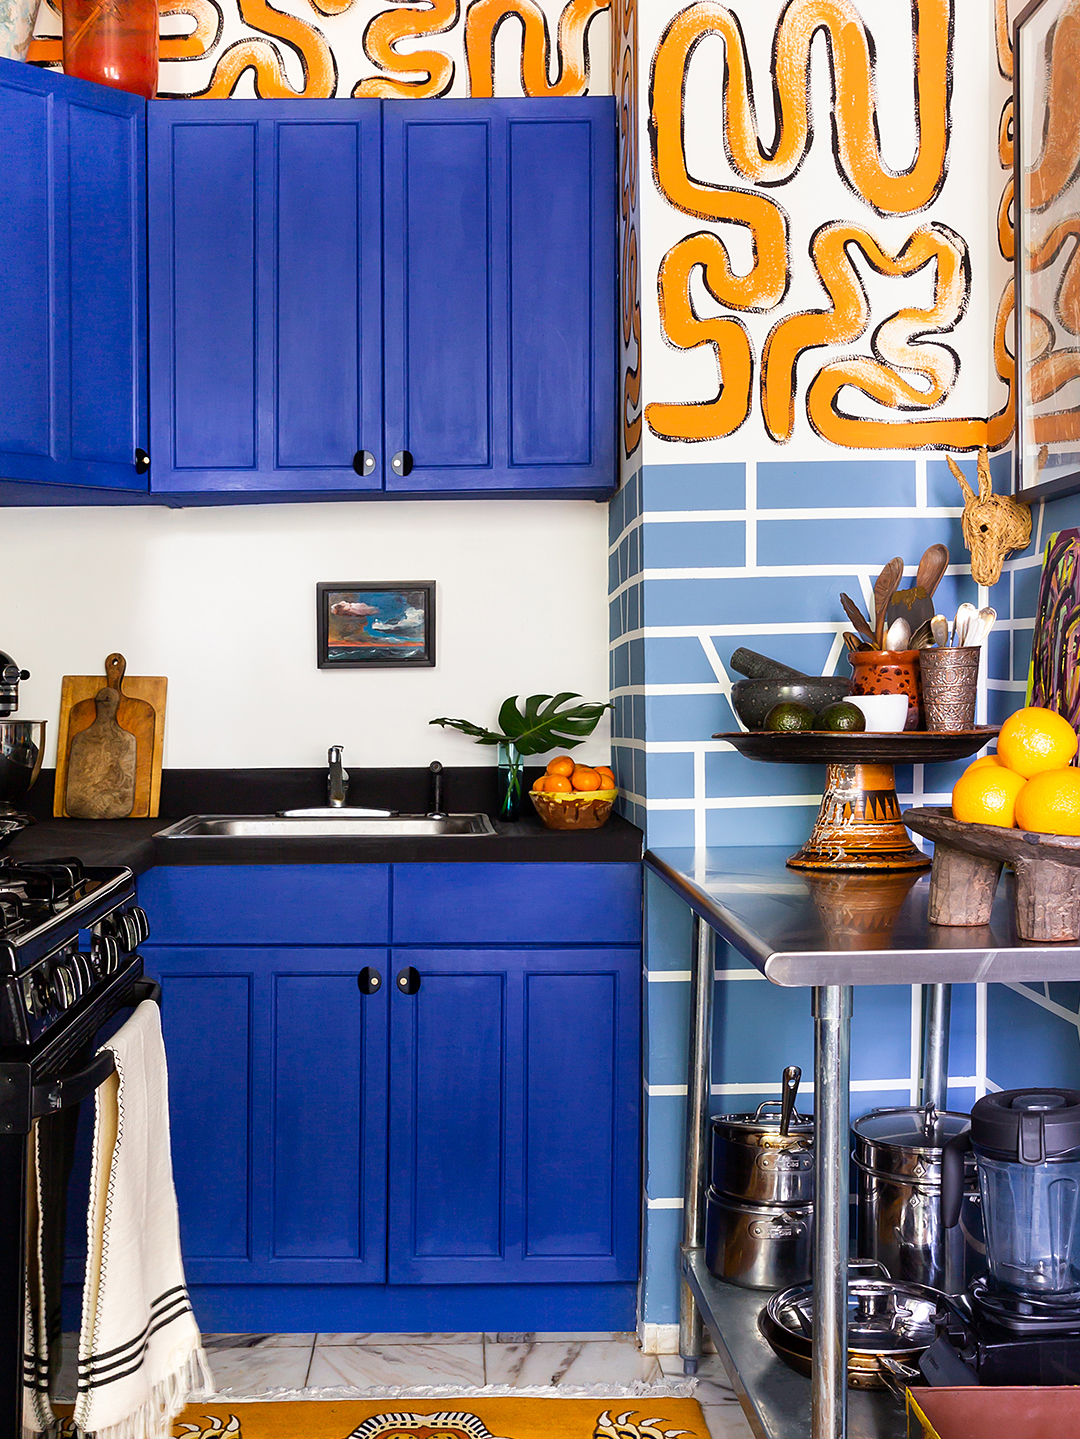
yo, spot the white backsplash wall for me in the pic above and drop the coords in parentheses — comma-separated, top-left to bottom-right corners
(2, 500, 611, 770)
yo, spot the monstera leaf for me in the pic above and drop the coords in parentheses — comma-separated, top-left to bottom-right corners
(430, 693, 611, 756)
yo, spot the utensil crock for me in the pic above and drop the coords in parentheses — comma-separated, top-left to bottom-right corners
(848, 649, 922, 730)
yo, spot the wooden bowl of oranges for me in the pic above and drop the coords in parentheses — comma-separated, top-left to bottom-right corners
(531, 755, 617, 830)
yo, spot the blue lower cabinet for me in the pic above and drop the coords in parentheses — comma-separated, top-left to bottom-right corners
(388, 947, 641, 1285)
(148, 946, 389, 1285)
(138, 862, 642, 1328)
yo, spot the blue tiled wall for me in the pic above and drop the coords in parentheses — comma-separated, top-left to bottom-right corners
(609, 455, 996, 1329)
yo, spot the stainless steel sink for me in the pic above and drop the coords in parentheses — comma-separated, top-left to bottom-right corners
(155, 814, 497, 839)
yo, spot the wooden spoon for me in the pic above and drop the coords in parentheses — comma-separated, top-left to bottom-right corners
(873, 557, 905, 647)
(915, 544, 949, 600)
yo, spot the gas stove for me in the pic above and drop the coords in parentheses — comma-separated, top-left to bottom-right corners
(0, 859, 148, 1051)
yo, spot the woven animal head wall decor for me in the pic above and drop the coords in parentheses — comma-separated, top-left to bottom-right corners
(947, 449, 1032, 586)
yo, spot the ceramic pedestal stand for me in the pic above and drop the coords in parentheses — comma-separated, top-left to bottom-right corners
(714, 730, 999, 872)
(904, 807, 1080, 942)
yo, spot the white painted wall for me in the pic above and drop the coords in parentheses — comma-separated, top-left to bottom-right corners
(3, 500, 611, 770)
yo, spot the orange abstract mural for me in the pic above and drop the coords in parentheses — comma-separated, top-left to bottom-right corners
(28, 0, 611, 98)
(643, 0, 1016, 454)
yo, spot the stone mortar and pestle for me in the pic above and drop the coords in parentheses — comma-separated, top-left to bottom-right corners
(729, 649, 853, 730)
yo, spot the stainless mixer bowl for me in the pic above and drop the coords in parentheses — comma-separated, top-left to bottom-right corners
(0, 720, 45, 814)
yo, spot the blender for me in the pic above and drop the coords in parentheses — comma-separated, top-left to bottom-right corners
(0, 652, 44, 844)
(936, 1088, 1080, 1383)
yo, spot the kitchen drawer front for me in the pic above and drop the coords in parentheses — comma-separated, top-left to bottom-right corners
(391, 863, 642, 944)
(139, 864, 390, 944)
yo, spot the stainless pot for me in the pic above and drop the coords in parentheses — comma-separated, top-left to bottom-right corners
(759, 1263, 954, 1390)
(710, 1102, 814, 1207)
(853, 1104, 984, 1295)
(704, 1185, 813, 1290)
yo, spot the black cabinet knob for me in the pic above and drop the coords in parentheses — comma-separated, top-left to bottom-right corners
(135, 449, 150, 474)
(353, 450, 376, 477)
(391, 451, 413, 477)
(357, 966, 382, 995)
(396, 965, 421, 995)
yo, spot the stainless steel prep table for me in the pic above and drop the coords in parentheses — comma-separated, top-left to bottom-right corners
(645, 845, 1080, 1439)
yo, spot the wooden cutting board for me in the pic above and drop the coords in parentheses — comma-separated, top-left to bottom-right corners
(55, 653, 167, 818)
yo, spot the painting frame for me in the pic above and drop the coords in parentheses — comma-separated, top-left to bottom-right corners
(316, 582, 436, 670)
(1014, 0, 1080, 501)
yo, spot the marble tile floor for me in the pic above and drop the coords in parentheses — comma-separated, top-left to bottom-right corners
(54, 1332, 753, 1439)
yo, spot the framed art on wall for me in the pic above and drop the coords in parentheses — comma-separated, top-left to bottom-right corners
(1015, 0, 1080, 500)
(317, 583, 436, 668)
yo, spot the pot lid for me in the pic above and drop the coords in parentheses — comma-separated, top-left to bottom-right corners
(764, 1274, 950, 1356)
(853, 1105, 970, 1153)
(971, 1089, 1080, 1163)
(712, 1103, 813, 1136)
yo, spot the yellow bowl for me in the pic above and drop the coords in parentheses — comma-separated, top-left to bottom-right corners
(531, 788, 618, 830)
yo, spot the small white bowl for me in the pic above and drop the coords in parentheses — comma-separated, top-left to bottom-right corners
(848, 694, 909, 732)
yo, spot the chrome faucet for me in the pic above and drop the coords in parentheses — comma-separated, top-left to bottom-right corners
(328, 745, 348, 807)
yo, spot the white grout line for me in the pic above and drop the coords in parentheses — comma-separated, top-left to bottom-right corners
(644, 1077, 981, 1098)
(976, 983, 988, 1101)
(910, 984, 923, 1105)
(693, 750, 706, 849)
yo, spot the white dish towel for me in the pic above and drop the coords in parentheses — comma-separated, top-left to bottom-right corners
(74, 999, 212, 1439)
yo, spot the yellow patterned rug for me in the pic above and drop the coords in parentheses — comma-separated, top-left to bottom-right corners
(142, 1398, 711, 1439)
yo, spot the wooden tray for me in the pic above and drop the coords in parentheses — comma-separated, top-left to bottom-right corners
(54, 654, 166, 818)
(713, 728, 998, 764)
(904, 806, 1080, 942)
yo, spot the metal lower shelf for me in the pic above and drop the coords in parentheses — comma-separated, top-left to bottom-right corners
(682, 1249, 906, 1439)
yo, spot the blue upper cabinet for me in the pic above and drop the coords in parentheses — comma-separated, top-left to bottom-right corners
(148, 102, 384, 496)
(382, 100, 616, 497)
(150, 97, 615, 501)
(0, 59, 147, 498)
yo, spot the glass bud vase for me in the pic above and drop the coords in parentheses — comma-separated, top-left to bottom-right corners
(497, 741, 523, 821)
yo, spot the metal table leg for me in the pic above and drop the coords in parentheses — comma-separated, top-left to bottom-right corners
(812, 985, 851, 1439)
(679, 915, 715, 1376)
(921, 983, 952, 1112)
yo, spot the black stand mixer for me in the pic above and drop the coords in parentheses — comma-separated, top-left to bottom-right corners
(0, 652, 44, 845)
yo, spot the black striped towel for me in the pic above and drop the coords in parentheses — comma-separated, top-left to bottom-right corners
(74, 1000, 211, 1439)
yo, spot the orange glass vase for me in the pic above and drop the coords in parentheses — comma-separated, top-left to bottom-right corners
(63, 0, 158, 98)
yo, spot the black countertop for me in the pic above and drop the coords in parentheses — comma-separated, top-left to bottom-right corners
(8, 768, 643, 873)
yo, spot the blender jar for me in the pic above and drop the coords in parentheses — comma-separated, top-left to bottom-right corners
(943, 1089, 1080, 1298)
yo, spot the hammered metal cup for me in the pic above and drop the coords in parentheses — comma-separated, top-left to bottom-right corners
(919, 647, 981, 732)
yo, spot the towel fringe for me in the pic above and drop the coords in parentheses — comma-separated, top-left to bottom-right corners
(80, 1346, 213, 1439)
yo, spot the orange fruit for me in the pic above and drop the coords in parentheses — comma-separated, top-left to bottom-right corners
(546, 755, 575, 776)
(965, 754, 1004, 773)
(531, 776, 548, 793)
(951, 764, 1027, 827)
(572, 768, 602, 792)
(596, 767, 616, 788)
(1016, 769, 1080, 835)
(545, 774, 573, 793)
(997, 706, 1079, 778)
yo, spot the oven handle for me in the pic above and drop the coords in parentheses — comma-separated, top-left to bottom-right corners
(31, 978, 162, 1120)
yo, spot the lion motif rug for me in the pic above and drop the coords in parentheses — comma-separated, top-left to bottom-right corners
(55, 1398, 711, 1439)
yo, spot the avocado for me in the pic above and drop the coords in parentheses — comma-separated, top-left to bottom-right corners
(763, 701, 815, 732)
(816, 701, 866, 732)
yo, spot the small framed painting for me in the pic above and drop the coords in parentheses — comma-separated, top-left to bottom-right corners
(317, 582, 436, 668)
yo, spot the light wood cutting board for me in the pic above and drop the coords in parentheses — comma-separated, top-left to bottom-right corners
(55, 653, 167, 818)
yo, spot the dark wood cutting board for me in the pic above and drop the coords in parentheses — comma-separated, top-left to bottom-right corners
(64, 688, 137, 819)
(55, 653, 167, 818)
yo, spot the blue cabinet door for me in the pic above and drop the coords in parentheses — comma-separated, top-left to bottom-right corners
(381, 98, 616, 497)
(148, 102, 383, 495)
(147, 946, 389, 1285)
(0, 59, 147, 493)
(387, 947, 640, 1285)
